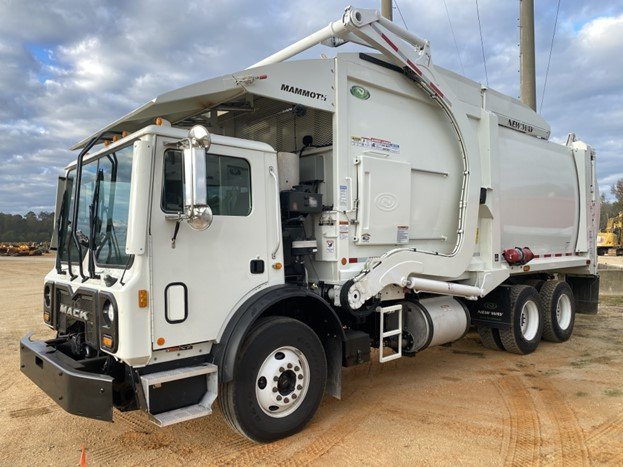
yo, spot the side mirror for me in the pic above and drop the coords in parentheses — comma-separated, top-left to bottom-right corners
(183, 125, 213, 231)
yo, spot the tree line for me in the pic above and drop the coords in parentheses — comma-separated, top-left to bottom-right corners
(601, 179, 623, 230)
(0, 211, 54, 242)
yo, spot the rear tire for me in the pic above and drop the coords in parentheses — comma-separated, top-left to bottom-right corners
(540, 280, 575, 343)
(220, 316, 327, 442)
(499, 285, 543, 355)
(478, 326, 504, 350)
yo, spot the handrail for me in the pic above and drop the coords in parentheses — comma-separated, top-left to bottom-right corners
(268, 167, 281, 259)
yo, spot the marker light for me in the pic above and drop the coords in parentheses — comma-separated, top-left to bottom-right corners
(138, 290, 149, 308)
(102, 335, 114, 349)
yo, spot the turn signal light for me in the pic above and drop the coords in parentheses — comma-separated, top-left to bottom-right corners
(273, 262, 283, 270)
(138, 290, 149, 308)
(102, 335, 114, 348)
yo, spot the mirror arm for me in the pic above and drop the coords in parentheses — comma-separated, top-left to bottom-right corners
(171, 216, 182, 249)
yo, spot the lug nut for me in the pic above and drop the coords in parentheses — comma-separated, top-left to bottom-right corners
(287, 363, 292, 369)
(292, 394, 297, 399)
(279, 367, 285, 372)
(297, 384, 303, 390)
(272, 387, 278, 393)
(273, 376, 279, 381)
(276, 395, 282, 401)
(298, 374, 303, 380)
(284, 398, 289, 403)
(294, 366, 300, 372)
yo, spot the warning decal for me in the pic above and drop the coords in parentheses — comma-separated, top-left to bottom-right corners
(351, 135, 400, 153)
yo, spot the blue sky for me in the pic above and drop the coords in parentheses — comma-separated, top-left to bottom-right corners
(1, 0, 622, 213)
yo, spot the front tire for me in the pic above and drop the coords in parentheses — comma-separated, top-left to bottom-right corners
(540, 280, 575, 342)
(220, 316, 327, 442)
(499, 285, 543, 355)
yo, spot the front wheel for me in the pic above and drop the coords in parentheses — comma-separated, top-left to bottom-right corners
(220, 316, 327, 442)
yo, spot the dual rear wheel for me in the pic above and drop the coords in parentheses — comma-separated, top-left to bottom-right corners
(478, 280, 575, 354)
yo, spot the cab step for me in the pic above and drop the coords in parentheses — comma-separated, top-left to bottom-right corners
(139, 363, 217, 427)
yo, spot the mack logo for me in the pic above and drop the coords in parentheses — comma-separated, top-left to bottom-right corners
(59, 304, 89, 321)
(280, 84, 327, 101)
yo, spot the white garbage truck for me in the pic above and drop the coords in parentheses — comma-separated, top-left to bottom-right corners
(21, 7, 600, 442)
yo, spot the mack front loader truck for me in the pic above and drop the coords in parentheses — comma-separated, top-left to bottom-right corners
(21, 7, 600, 442)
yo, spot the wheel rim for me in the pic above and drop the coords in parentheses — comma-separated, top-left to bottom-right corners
(255, 345, 310, 418)
(556, 294, 572, 330)
(519, 300, 539, 340)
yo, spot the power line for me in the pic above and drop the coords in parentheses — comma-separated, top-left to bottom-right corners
(475, 0, 489, 86)
(443, 0, 465, 75)
(540, 0, 562, 113)
(393, 0, 409, 31)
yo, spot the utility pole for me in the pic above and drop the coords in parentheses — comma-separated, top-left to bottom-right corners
(519, 0, 536, 110)
(381, 0, 393, 21)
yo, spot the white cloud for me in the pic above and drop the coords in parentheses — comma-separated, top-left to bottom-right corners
(0, 0, 622, 213)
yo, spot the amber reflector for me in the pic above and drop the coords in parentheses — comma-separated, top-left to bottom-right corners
(138, 290, 149, 308)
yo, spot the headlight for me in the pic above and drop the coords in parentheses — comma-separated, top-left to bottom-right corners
(102, 300, 115, 326)
(43, 284, 52, 308)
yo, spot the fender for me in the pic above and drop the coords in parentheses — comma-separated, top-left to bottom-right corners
(212, 284, 346, 398)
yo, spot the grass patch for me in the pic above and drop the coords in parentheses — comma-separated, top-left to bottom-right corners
(604, 388, 623, 397)
(575, 391, 589, 397)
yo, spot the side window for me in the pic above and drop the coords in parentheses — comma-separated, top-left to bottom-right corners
(162, 150, 252, 216)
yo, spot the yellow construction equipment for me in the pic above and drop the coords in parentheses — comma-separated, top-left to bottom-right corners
(597, 212, 623, 255)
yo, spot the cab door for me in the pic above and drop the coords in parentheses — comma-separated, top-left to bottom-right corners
(150, 139, 273, 349)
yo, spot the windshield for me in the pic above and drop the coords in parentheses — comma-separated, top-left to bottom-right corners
(58, 144, 134, 268)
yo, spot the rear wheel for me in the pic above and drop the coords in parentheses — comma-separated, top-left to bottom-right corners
(499, 285, 543, 355)
(478, 326, 504, 350)
(220, 316, 327, 442)
(540, 280, 575, 342)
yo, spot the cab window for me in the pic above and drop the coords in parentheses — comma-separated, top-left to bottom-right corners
(162, 150, 252, 216)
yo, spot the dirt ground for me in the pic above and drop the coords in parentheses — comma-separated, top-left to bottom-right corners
(1, 256, 622, 466)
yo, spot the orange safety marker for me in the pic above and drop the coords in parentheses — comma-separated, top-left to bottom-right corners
(79, 444, 87, 466)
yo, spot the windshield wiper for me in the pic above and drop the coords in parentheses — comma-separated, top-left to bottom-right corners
(87, 169, 103, 279)
(68, 135, 100, 282)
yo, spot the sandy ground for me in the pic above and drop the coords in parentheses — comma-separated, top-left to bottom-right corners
(1, 256, 622, 466)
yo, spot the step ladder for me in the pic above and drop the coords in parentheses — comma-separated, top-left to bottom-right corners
(377, 304, 402, 363)
(140, 363, 217, 427)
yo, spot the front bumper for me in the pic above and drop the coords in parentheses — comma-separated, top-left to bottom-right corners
(20, 333, 114, 421)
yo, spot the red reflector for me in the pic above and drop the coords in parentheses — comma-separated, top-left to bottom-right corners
(258, 74, 267, 79)
(544, 254, 552, 258)
(349, 258, 358, 264)
(430, 82, 444, 98)
(381, 33, 398, 51)
(533, 254, 540, 258)
(407, 60, 422, 76)
(555, 253, 562, 257)
(566, 253, 573, 256)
